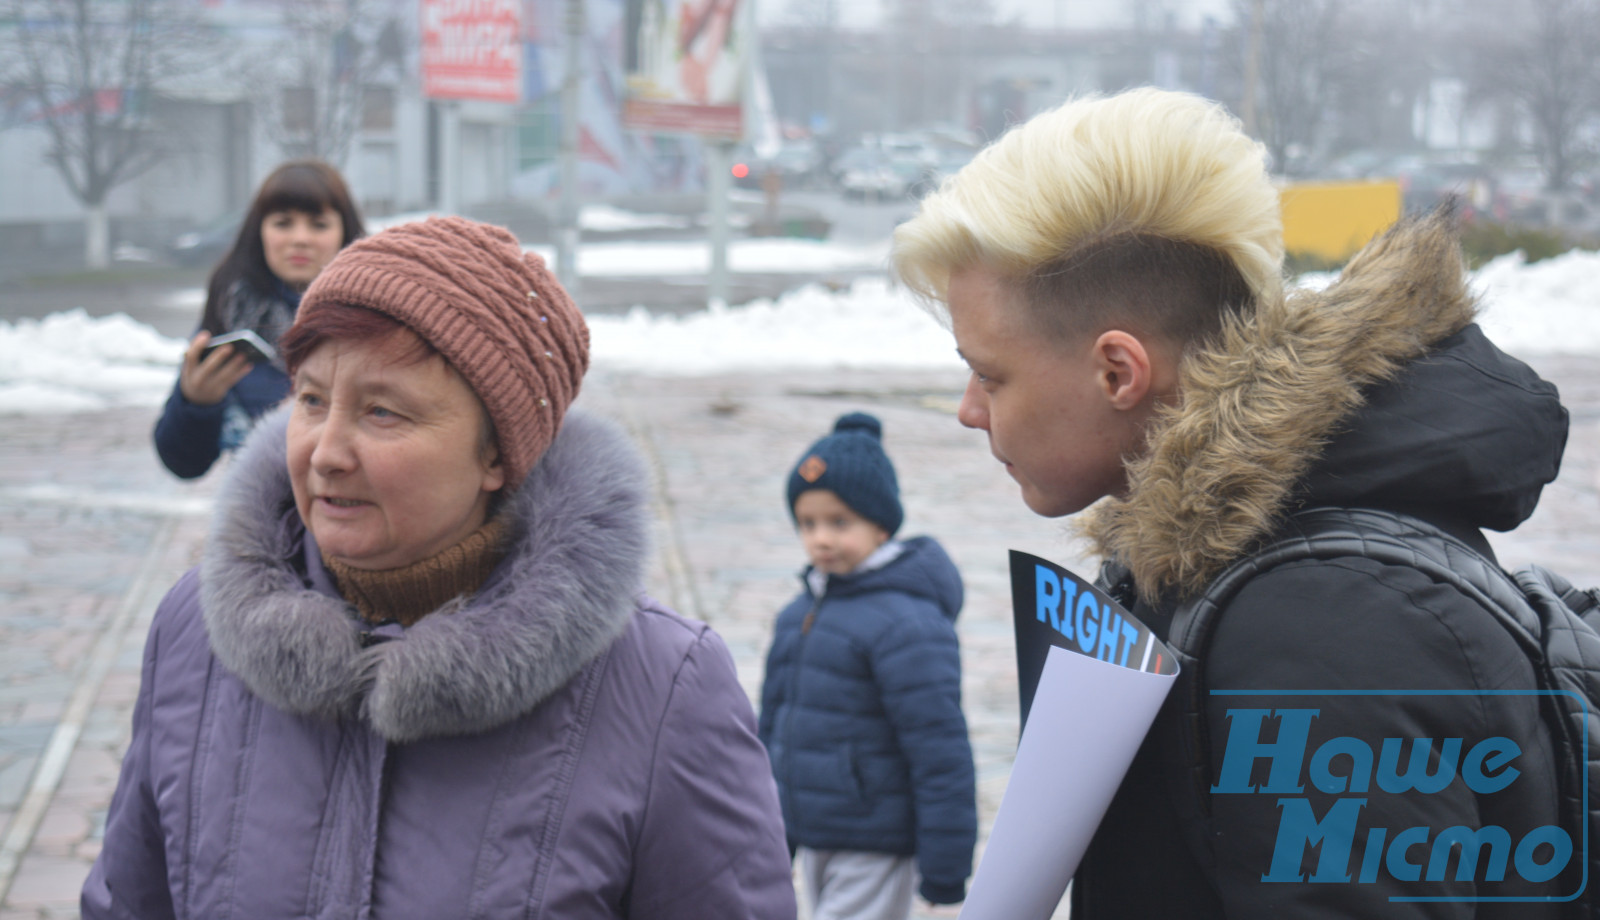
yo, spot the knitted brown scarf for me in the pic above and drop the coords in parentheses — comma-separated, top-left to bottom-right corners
(323, 514, 511, 627)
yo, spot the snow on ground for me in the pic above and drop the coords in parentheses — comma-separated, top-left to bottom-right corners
(1471, 249, 1600, 353)
(367, 205, 699, 235)
(6, 242, 1600, 414)
(157, 237, 888, 312)
(577, 204, 694, 233)
(0, 309, 187, 414)
(589, 277, 954, 375)
(526, 237, 890, 277)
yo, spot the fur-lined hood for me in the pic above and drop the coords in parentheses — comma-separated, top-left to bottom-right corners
(198, 407, 650, 742)
(1079, 211, 1567, 602)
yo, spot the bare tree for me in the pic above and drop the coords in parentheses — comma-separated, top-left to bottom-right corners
(1327, 2, 1437, 158)
(0, 0, 215, 269)
(1482, 0, 1600, 191)
(236, 0, 405, 168)
(1229, 0, 1348, 176)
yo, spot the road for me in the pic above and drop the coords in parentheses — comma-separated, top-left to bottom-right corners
(0, 189, 917, 335)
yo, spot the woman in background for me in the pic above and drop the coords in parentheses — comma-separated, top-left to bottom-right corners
(154, 159, 363, 478)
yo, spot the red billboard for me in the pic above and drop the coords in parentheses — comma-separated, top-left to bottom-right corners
(421, 0, 522, 104)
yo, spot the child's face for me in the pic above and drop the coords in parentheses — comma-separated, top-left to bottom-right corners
(793, 489, 890, 576)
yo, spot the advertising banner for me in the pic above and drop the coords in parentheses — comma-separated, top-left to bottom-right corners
(958, 552, 1180, 919)
(621, 0, 746, 138)
(421, 0, 522, 103)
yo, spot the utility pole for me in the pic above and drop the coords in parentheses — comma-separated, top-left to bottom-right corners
(1241, 0, 1263, 136)
(706, 141, 732, 308)
(556, 0, 583, 296)
(439, 101, 460, 215)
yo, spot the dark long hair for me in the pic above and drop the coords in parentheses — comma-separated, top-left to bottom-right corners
(199, 160, 365, 335)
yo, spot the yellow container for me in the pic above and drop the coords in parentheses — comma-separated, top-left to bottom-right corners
(1279, 179, 1402, 264)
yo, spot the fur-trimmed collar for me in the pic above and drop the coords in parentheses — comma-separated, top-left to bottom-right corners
(199, 407, 650, 742)
(1077, 211, 1480, 602)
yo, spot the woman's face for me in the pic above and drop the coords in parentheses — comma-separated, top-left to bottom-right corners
(262, 207, 344, 290)
(287, 330, 505, 571)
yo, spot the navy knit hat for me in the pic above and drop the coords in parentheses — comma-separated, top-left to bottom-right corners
(786, 412, 903, 537)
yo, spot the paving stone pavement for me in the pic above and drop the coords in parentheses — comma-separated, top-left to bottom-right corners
(3, 354, 1599, 918)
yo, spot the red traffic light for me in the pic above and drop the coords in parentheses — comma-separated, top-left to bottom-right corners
(732, 163, 749, 179)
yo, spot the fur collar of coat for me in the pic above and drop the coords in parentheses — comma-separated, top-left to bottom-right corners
(199, 407, 650, 742)
(1078, 211, 1479, 602)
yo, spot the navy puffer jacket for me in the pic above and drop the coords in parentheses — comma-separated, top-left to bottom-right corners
(154, 279, 298, 479)
(758, 536, 977, 904)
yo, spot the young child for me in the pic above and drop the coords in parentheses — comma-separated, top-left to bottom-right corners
(758, 412, 977, 920)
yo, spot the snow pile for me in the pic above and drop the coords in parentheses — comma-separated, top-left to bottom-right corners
(0, 309, 185, 413)
(1291, 248, 1600, 354)
(157, 236, 890, 312)
(579, 204, 693, 232)
(1473, 249, 1600, 355)
(589, 277, 955, 374)
(523, 237, 891, 277)
(8, 242, 1600, 415)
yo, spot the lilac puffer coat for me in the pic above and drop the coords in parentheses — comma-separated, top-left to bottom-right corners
(83, 409, 797, 919)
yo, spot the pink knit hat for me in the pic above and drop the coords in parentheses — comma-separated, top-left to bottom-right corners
(294, 216, 589, 488)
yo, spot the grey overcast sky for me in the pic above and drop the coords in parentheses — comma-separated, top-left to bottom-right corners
(996, 0, 1236, 29)
(762, 0, 1238, 30)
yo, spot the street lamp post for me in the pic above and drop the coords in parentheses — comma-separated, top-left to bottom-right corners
(556, 0, 584, 297)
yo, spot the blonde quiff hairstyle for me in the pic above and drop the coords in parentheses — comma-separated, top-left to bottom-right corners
(893, 88, 1284, 337)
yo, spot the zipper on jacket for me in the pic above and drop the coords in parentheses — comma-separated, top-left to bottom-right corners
(779, 596, 824, 822)
(358, 737, 394, 919)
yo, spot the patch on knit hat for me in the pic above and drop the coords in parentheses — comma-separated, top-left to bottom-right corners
(786, 411, 904, 537)
(798, 456, 826, 482)
(294, 216, 589, 489)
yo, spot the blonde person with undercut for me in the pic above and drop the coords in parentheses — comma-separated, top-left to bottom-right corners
(892, 88, 1570, 918)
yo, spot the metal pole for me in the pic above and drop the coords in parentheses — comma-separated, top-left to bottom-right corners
(1241, 0, 1263, 136)
(706, 140, 732, 309)
(556, 0, 583, 296)
(440, 101, 460, 215)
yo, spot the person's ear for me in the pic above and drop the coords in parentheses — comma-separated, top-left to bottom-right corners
(1092, 330, 1155, 411)
(481, 456, 506, 494)
(479, 441, 506, 493)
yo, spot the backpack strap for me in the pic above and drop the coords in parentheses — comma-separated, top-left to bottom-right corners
(1167, 507, 1543, 817)
(1163, 506, 1600, 915)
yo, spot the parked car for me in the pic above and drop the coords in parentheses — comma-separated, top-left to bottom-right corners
(912, 144, 979, 197)
(837, 152, 922, 201)
(169, 208, 244, 268)
(1400, 161, 1492, 214)
(733, 140, 825, 190)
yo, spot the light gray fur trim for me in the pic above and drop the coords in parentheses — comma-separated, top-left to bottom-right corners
(199, 406, 652, 741)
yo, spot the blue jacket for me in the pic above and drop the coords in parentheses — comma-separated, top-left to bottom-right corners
(154, 363, 289, 478)
(153, 279, 298, 479)
(757, 535, 976, 904)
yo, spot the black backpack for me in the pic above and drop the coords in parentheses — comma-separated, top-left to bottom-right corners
(1164, 506, 1600, 916)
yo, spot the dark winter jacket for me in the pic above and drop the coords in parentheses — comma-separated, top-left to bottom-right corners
(758, 536, 977, 904)
(85, 408, 797, 920)
(153, 279, 298, 479)
(1069, 214, 1570, 918)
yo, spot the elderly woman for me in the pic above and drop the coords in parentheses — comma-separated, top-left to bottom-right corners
(84, 218, 797, 919)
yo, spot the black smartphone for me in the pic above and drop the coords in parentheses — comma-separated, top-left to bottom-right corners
(202, 329, 277, 365)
